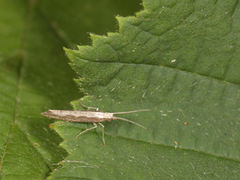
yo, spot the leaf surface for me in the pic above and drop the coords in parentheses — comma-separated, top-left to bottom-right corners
(50, 0, 240, 179)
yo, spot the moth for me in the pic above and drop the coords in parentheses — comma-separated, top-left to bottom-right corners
(41, 103, 150, 146)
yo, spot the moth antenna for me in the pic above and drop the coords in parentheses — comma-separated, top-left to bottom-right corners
(115, 117, 146, 129)
(113, 109, 151, 115)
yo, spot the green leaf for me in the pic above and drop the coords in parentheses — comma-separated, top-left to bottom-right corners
(50, 1, 240, 180)
(0, 0, 141, 179)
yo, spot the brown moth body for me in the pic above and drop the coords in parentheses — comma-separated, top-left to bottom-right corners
(41, 110, 114, 123)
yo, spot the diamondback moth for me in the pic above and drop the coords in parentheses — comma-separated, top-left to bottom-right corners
(41, 103, 150, 146)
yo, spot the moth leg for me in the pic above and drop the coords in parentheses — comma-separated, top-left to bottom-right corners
(98, 123, 105, 146)
(79, 101, 99, 111)
(74, 123, 98, 140)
